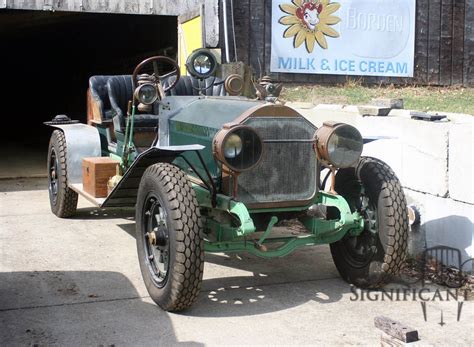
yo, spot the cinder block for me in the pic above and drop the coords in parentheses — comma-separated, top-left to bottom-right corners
(361, 116, 449, 196)
(299, 107, 359, 128)
(362, 139, 403, 183)
(400, 145, 448, 196)
(404, 189, 473, 267)
(399, 119, 449, 196)
(449, 123, 474, 204)
(299, 106, 450, 196)
(358, 105, 391, 117)
(371, 98, 404, 109)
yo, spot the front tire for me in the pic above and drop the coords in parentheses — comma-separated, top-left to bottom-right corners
(136, 163, 204, 311)
(330, 157, 408, 288)
(47, 130, 78, 218)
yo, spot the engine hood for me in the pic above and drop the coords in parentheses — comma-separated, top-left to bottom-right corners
(159, 96, 302, 146)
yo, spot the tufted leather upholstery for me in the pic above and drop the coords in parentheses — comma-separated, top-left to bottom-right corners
(107, 75, 226, 132)
(164, 76, 226, 96)
(107, 75, 160, 131)
(89, 76, 114, 120)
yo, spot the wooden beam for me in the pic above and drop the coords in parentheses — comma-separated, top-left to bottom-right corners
(464, 0, 474, 86)
(451, 0, 465, 85)
(439, 0, 454, 85)
(415, 0, 430, 84)
(374, 316, 419, 343)
(428, 0, 442, 85)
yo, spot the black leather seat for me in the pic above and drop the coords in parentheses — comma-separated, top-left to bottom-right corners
(108, 75, 226, 132)
(89, 76, 114, 120)
(164, 76, 226, 96)
(107, 75, 159, 132)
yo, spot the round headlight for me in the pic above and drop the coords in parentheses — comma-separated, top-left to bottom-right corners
(314, 122, 363, 168)
(213, 125, 263, 172)
(186, 49, 218, 79)
(224, 134, 243, 158)
(134, 83, 158, 105)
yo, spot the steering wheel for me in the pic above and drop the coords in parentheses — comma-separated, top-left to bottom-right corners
(132, 56, 181, 94)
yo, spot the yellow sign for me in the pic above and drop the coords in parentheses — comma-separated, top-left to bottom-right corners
(178, 14, 203, 75)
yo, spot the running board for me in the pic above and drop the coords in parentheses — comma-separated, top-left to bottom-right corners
(68, 144, 204, 208)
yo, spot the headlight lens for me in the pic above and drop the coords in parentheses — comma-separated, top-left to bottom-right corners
(213, 125, 263, 172)
(314, 122, 363, 168)
(134, 83, 158, 105)
(186, 49, 218, 79)
(224, 134, 243, 158)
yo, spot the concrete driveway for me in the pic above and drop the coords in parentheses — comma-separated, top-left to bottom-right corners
(1, 178, 472, 346)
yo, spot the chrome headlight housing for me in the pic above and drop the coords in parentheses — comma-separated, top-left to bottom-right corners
(314, 121, 363, 168)
(134, 83, 158, 105)
(213, 125, 263, 172)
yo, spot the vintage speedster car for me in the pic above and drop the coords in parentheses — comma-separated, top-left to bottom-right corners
(45, 49, 408, 311)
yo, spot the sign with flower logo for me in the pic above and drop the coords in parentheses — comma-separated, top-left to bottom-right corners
(279, 0, 341, 53)
(271, 0, 416, 77)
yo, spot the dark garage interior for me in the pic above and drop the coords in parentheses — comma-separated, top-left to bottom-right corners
(0, 10, 177, 178)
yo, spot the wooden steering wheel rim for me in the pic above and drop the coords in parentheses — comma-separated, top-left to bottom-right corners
(132, 56, 181, 93)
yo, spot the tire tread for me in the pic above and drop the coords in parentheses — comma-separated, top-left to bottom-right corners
(48, 130, 78, 218)
(138, 163, 204, 311)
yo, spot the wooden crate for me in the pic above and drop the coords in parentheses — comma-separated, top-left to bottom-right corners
(82, 157, 120, 198)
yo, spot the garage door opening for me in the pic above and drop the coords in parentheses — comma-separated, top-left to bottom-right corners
(0, 10, 177, 178)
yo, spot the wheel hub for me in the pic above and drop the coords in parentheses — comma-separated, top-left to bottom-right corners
(48, 148, 59, 204)
(143, 196, 170, 287)
(341, 192, 378, 267)
(146, 228, 168, 247)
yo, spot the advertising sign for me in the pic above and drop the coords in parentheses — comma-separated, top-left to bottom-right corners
(271, 0, 416, 77)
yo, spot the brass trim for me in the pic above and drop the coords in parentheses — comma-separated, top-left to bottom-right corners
(314, 121, 363, 169)
(224, 74, 244, 96)
(219, 104, 317, 209)
(228, 104, 301, 127)
(213, 125, 264, 173)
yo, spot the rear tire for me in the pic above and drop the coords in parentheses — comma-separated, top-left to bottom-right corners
(330, 157, 408, 288)
(136, 163, 204, 311)
(47, 130, 78, 218)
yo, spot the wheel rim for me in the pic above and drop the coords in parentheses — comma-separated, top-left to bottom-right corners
(48, 148, 59, 205)
(340, 192, 379, 268)
(142, 194, 170, 287)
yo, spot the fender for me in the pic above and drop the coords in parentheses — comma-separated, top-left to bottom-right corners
(46, 123, 101, 184)
(102, 144, 205, 208)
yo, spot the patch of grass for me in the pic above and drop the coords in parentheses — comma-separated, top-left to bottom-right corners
(280, 82, 474, 115)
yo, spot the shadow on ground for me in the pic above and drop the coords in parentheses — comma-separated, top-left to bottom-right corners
(0, 271, 202, 346)
(186, 251, 349, 318)
(117, 221, 350, 317)
(73, 207, 135, 221)
(0, 178, 48, 192)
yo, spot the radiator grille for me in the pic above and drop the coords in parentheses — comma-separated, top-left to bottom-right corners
(237, 116, 317, 206)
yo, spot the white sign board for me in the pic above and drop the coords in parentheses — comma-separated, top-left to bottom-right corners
(271, 0, 416, 77)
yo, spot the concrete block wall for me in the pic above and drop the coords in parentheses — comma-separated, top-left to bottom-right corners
(449, 123, 473, 204)
(295, 103, 473, 267)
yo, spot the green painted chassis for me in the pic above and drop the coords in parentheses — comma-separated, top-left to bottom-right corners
(97, 105, 365, 259)
(193, 183, 364, 258)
